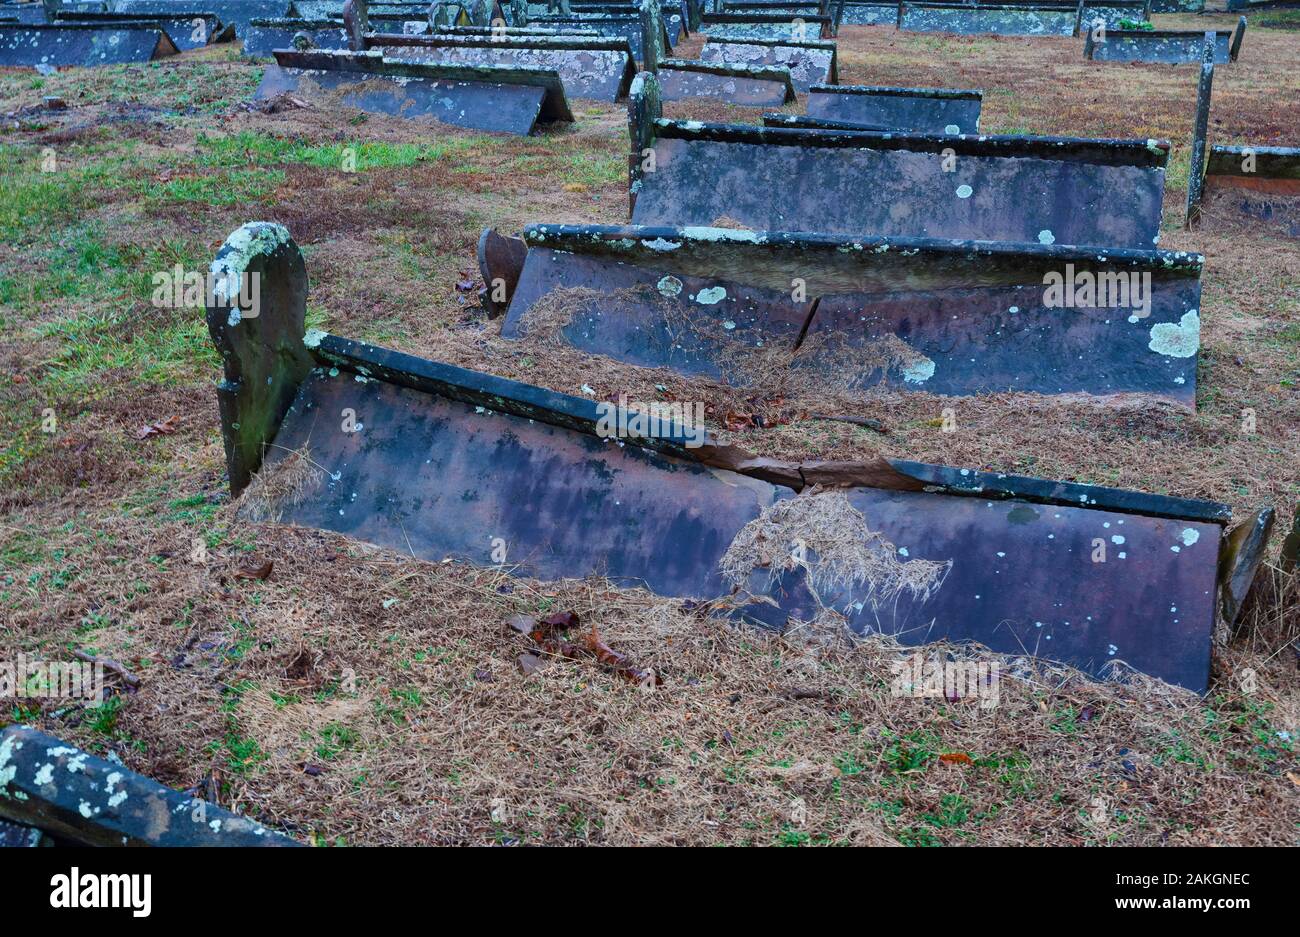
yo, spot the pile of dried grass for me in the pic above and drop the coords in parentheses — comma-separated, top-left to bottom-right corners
(720, 488, 951, 615)
(237, 446, 325, 524)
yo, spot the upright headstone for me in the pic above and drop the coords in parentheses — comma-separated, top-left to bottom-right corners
(1184, 34, 1216, 227)
(344, 0, 369, 49)
(628, 70, 662, 214)
(639, 0, 663, 71)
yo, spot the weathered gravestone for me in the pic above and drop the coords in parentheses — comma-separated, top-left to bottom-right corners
(253, 47, 574, 133)
(200, 221, 1270, 693)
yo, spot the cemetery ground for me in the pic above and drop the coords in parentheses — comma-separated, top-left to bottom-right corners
(0, 15, 1297, 845)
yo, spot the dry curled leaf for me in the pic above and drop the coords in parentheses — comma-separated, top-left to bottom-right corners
(135, 415, 179, 439)
(234, 559, 274, 581)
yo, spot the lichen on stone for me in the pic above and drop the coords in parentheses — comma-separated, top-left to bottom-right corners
(1148, 310, 1199, 358)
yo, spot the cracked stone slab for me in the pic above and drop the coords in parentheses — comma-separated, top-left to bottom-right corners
(496, 223, 1203, 405)
(202, 221, 1246, 692)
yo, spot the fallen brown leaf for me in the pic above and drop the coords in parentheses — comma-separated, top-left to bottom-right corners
(234, 559, 274, 581)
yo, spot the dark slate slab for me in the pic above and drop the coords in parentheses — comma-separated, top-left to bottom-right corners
(370, 33, 635, 101)
(291, 336, 1223, 693)
(1227, 0, 1295, 9)
(721, 0, 828, 13)
(291, 0, 432, 15)
(899, 1, 1078, 35)
(564, 0, 685, 41)
(0, 818, 48, 847)
(54, 10, 232, 48)
(1202, 144, 1300, 238)
(701, 10, 832, 38)
(698, 34, 835, 90)
(630, 116, 1169, 249)
(0, 726, 300, 846)
(1014, 0, 1149, 27)
(499, 223, 1203, 404)
(0, 21, 177, 66)
(762, 111, 889, 131)
(1085, 26, 1240, 64)
(256, 48, 574, 133)
(739, 484, 1220, 693)
(501, 240, 814, 380)
(837, 1, 899, 24)
(657, 58, 796, 105)
(111, 0, 291, 34)
(266, 366, 786, 593)
(806, 83, 982, 134)
(242, 17, 349, 55)
(800, 255, 1200, 403)
(433, 23, 602, 33)
(0, 3, 50, 25)
(528, 12, 666, 60)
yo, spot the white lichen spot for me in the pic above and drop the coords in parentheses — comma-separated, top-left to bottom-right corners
(0, 735, 19, 790)
(945, 124, 960, 134)
(1148, 311, 1199, 358)
(79, 800, 94, 818)
(303, 328, 328, 349)
(1181, 528, 1200, 547)
(1111, 535, 1125, 545)
(1038, 230, 1055, 245)
(956, 184, 973, 199)
(34, 763, 54, 786)
(902, 357, 936, 384)
(695, 286, 727, 305)
(682, 226, 760, 243)
(209, 819, 223, 833)
(656, 275, 683, 297)
(211, 223, 291, 304)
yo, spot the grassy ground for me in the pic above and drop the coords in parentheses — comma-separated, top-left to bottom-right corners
(0, 18, 1296, 846)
